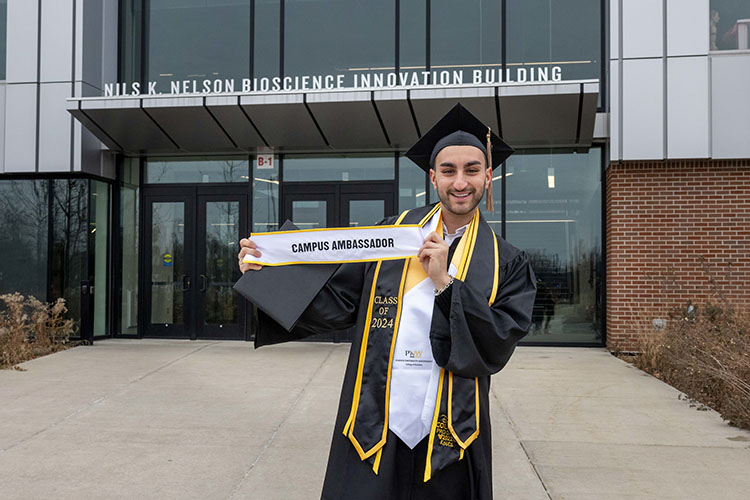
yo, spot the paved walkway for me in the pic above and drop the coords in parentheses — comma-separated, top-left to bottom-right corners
(0, 340, 748, 500)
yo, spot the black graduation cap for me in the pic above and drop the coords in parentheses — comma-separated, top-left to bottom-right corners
(233, 220, 338, 334)
(405, 103, 514, 173)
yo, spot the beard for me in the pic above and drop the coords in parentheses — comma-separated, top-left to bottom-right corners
(436, 184, 485, 216)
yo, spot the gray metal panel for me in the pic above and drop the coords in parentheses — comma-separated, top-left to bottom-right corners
(0, 84, 5, 172)
(40, 0, 74, 83)
(410, 86, 499, 135)
(498, 84, 581, 148)
(77, 98, 178, 154)
(622, 58, 664, 160)
(6, 0, 40, 83)
(306, 91, 389, 150)
(143, 96, 238, 152)
(39, 83, 73, 172)
(373, 90, 417, 149)
(4, 84, 37, 172)
(610, 0, 620, 60)
(667, 57, 709, 159)
(622, 0, 664, 59)
(610, 61, 621, 161)
(206, 95, 267, 149)
(711, 53, 750, 159)
(240, 94, 327, 149)
(666, 0, 709, 57)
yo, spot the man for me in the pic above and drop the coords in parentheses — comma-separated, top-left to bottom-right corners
(237, 104, 536, 500)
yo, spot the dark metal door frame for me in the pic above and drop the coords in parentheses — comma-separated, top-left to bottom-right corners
(140, 185, 248, 340)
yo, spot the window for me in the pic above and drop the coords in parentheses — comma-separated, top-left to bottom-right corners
(147, 0, 251, 93)
(506, 0, 601, 82)
(505, 149, 602, 343)
(145, 157, 249, 184)
(431, 0, 502, 77)
(0, 180, 49, 298)
(284, 0, 395, 84)
(711, 1, 750, 50)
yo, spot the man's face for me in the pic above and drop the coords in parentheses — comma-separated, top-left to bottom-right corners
(430, 145, 491, 217)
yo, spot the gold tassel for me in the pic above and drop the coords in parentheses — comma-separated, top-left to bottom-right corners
(485, 127, 494, 212)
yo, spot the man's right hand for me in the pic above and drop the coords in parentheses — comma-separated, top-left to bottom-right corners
(238, 238, 262, 273)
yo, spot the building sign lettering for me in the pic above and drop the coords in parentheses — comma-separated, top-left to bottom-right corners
(104, 66, 564, 97)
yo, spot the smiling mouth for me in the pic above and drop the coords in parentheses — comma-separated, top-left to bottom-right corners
(450, 191, 472, 200)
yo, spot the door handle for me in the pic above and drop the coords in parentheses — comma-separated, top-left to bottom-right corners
(181, 275, 191, 291)
(200, 274, 207, 292)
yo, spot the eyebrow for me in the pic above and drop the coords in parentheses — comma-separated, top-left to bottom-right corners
(438, 160, 483, 168)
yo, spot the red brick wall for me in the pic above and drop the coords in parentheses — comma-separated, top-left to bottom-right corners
(606, 160, 750, 352)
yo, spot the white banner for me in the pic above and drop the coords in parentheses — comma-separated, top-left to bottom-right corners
(242, 224, 426, 266)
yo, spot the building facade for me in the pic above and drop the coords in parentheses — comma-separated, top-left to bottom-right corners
(0, 0, 747, 350)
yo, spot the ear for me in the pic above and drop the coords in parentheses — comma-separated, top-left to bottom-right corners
(485, 166, 492, 189)
(429, 168, 437, 189)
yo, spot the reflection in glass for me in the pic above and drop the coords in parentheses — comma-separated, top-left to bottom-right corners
(506, 150, 602, 343)
(91, 181, 110, 336)
(506, 0, 601, 82)
(204, 202, 240, 325)
(284, 155, 394, 182)
(0, 180, 48, 298)
(398, 157, 427, 212)
(150, 202, 185, 325)
(145, 157, 249, 184)
(349, 200, 384, 227)
(431, 0, 501, 75)
(284, 0, 394, 82)
(710, 1, 750, 50)
(119, 159, 140, 335)
(148, 0, 251, 93)
(293, 200, 327, 229)
(255, 0, 281, 78)
(400, 0, 426, 71)
(50, 180, 89, 333)
(479, 167, 505, 237)
(253, 156, 279, 231)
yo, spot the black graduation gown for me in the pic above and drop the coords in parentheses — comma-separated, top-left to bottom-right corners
(253, 206, 537, 500)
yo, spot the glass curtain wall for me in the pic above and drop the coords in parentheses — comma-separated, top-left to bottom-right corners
(284, 0, 395, 84)
(147, 0, 251, 93)
(506, 0, 601, 82)
(50, 180, 89, 334)
(505, 149, 602, 344)
(430, 0, 502, 77)
(119, 159, 140, 335)
(0, 180, 49, 298)
(91, 181, 110, 336)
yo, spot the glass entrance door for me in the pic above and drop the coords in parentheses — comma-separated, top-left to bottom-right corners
(142, 186, 248, 339)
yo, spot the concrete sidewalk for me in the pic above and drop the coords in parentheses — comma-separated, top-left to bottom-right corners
(0, 340, 748, 500)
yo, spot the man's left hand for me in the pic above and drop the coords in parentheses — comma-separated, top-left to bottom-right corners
(418, 232, 451, 290)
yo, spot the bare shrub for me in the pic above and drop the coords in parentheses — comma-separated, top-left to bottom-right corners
(0, 293, 75, 369)
(632, 301, 750, 430)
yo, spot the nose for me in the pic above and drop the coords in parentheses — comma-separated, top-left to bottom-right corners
(453, 172, 469, 190)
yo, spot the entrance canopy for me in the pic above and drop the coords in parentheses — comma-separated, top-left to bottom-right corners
(67, 81, 599, 155)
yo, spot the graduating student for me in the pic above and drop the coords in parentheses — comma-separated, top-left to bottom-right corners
(236, 104, 537, 500)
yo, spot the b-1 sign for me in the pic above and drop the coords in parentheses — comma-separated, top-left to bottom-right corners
(256, 154, 275, 170)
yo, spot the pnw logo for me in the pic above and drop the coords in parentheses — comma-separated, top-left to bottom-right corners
(405, 350, 423, 359)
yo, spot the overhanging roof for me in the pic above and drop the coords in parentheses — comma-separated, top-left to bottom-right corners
(67, 81, 599, 155)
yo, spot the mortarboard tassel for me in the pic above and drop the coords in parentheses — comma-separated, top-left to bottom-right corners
(485, 127, 494, 212)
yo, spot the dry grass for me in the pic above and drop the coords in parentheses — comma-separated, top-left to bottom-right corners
(631, 301, 750, 430)
(0, 293, 75, 370)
